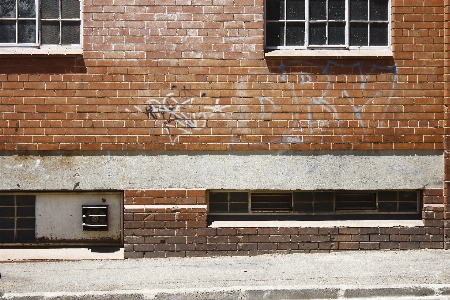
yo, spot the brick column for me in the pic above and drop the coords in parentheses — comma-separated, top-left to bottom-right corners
(444, 0, 450, 249)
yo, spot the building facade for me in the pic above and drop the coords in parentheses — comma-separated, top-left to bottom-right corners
(0, 0, 449, 258)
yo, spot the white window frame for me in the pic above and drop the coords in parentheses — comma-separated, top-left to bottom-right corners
(0, 0, 83, 55)
(264, 0, 392, 57)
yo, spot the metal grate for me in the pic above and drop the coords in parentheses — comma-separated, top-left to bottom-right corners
(0, 195, 36, 243)
(82, 205, 108, 231)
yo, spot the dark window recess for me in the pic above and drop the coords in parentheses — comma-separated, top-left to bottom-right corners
(251, 193, 292, 212)
(335, 192, 376, 210)
(266, 0, 389, 49)
(209, 192, 248, 213)
(208, 190, 420, 216)
(378, 191, 419, 212)
(0, 195, 36, 243)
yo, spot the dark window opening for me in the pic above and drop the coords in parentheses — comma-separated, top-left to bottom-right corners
(0, 195, 36, 243)
(208, 190, 420, 222)
(265, 0, 390, 49)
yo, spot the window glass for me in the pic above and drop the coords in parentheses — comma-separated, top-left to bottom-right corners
(266, 0, 389, 49)
(267, 0, 284, 20)
(310, 0, 326, 20)
(286, 22, 305, 46)
(0, 0, 81, 46)
(286, 0, 305, 20)
(370, 0, 388, 21)
(350, 0, 367, 20)
(0, 1, 16, 18)
(328, 0, 345, 20)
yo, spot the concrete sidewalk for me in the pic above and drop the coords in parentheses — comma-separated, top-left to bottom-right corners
(1, 249, 450, 299)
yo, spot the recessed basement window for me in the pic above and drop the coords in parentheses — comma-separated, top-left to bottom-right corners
(0, 195, 36, 243)
(208, 190, 421, 221)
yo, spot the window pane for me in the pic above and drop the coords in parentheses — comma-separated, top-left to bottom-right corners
(286, 22, 304, 46)
(0, 219, 15, 229)
(266, 22, 284, 46)
(18, 0, 35, 18)
(350, 22, 367, 46)
(0, 0, 16, 18)
(209, 192, 228, 203)
(370, 0, 388, 21)
(18, 20, 35, 43)
(17, 218, 35, 229)
(350, 0, 367, 20)
(0, 21, 16, 43)
(41, 0, 60, 19)
(398, 202, 418, 212)
(0, 230, 14, 242)
(17, 206, 35, 217)
(398, 191, 417, 201)
(16, 229, 35, 242)
(229, 192, 248, 202)
(62, 0, 80, 19)
(370, 23, 388, 46)
(61, 21, 80, 44)
(0, 207, 15, 217)
(378, 202, 397, 212)
(267, 0, 284, 20)
(209, 202, 228, 212)
(16, 195, 35, 206)
(286, 0, 305, 20)
(209, 192, 229, 212)
(328, 22, 345, 44)
(251, 193, 291, 212)
(309, 23, 326, 45)
(0, 195, 15, 206)
(328, 0, 345, 20)
(335, 193, 376, 210)
(378, 191, 397, 201)
(229, 203, 248, 213)
(42, 21, 60, 44)
(293, 192, 313, 212)
(309, 0, 326, 20)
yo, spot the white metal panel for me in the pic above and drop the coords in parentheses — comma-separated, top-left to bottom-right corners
(35, 193, 122, 244)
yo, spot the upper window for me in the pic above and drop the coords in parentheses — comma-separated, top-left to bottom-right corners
(0, 0, 81, 47)
(265, 0, 390, 50)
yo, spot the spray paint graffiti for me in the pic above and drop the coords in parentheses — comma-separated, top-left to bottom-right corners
(142, 60, 397, 145)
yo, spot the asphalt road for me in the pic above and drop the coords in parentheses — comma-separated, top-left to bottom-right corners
(1, 249, 450, 299)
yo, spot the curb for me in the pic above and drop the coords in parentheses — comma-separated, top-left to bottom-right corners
(2, 285, 450, 300)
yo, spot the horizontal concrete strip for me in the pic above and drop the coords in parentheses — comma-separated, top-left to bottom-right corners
(0, 151, 443, 190)
(2, 285, 450, 300)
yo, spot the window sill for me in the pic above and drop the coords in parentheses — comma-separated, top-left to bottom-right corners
(210, 220, 423, 228)
(265, 49, 393, 58)
(0, 47, 83, 55)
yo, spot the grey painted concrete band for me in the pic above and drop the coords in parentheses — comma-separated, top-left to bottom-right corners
(2, 285, 450, 300)
(0, 152, 443, 190)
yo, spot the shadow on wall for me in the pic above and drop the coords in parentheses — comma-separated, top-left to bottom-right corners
(266, 58, 396, 76)
(0, 55, 87, 74)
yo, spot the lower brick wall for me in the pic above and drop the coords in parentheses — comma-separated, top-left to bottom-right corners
(123, 189, 445, 258)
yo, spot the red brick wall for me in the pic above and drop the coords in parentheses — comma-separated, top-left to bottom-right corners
(444, 0, 450, 249)
(124, 189, 444, 258)
(0, 0, 445, 152)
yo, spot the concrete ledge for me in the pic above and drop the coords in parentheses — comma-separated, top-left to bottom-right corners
(1, 285, 449, 300)
(210, 220, 424, 228)
(0, 248, 124, 261)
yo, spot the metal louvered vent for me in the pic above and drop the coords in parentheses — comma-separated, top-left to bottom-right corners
(82, 205, 108, 231)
